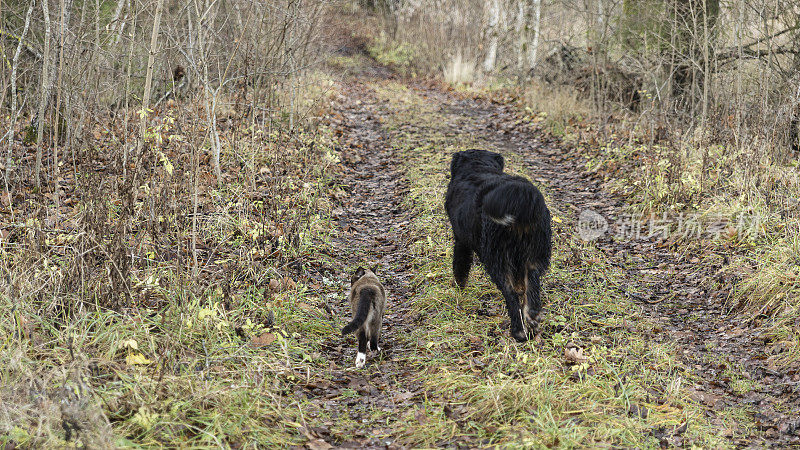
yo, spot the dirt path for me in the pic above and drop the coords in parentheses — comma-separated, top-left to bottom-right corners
(316, 58, 799, 445)
(313, 79, 427, 448)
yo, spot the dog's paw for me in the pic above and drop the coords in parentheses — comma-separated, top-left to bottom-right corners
(511, 328, 529, 343)
(524, 311, 542, 335)
(355, 352, 366, 368)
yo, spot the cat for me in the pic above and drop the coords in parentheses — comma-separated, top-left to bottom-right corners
(342, 266, 386, 368)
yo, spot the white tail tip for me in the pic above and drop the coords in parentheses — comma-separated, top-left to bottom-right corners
(355, 352, 366, 368)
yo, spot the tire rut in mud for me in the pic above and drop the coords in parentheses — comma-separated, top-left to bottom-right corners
(317, 80, 424, 448)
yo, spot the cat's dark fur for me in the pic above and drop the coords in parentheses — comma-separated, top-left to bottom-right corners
(342, 266, 386, 368)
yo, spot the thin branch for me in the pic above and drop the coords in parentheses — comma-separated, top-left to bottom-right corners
(139, 0, 165, 152)
(717, 25, 800, 63)
(718, 45, 800, 64)
(0, 27, 42, 59)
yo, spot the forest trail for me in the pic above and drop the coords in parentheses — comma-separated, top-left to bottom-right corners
(313, 55, 799, 447)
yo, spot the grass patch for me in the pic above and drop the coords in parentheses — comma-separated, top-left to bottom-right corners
(367, 32, 416, 74)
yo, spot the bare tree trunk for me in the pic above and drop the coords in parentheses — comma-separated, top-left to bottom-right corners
(35, 0, 53, 189)
(5, 0, 35, 220)
(194, 0, 223, 184)
(515, 0, 525, 70)
(734, 0, 743, 147)
(9, 2, 36, 124)
(0, 0, 5, 109)
(671, 0, 719, 108)
(700, 0, 711, 131)
(108, 0, 126, 43)
(140, 0, 165, 151)
(122, 3, 136, 179)
(528, 0, 542, 70)
(52, 0, 72, 217)
(483, 0, 500, 72)
(7, 1, 35, 173)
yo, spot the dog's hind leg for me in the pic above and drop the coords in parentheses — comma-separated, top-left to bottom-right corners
(487, 270, 528, 342)
(453, 240, 473, 289)
(503, 286, 528, 343)
(524, 270, 544, 338)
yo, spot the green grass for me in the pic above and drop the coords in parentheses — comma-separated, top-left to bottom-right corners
(367, 32, 416, 74)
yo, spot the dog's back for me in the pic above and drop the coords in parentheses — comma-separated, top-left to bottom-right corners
(446, 150, 551, 266)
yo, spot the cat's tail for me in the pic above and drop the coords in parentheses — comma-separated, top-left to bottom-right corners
(342, 288, 376, 335)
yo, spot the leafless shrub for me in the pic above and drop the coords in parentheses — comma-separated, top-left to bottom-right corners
(0, 0, 336, 312)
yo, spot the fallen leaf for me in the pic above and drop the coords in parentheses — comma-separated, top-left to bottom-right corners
(306, 438, 332, 450)
(250, 332, 276, 347)
(393, 391, 418, 402)
(122, 339, 139, 350)
(126, 352, 152, 366)
(268, 279, 280, 291)
(564, 343, 588, 364)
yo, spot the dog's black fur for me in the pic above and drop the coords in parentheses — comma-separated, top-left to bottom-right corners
(445, 149, 552, 342)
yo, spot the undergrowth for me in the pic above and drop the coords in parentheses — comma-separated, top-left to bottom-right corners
(0, 70, 348, 446)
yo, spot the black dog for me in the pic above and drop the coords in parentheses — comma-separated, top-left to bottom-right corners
(445, 149, 552, 342)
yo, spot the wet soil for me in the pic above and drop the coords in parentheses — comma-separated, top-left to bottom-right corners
(310, 79, 427, 448)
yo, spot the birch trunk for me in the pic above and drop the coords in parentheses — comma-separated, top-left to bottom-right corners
(515, 0, 525, 70)
(107, 0, 125, 42)
(140, 0, 165, 151)
(35, 0, 53, 189)
(194, 0, 223, 184)
(483, 0, 500, 72)
(528, 0, 542, 70)
(52, 0, 72, 216)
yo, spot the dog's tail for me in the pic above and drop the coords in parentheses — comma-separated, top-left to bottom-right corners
(483, 180, 549, 228)
(342, 288, 375, 335)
